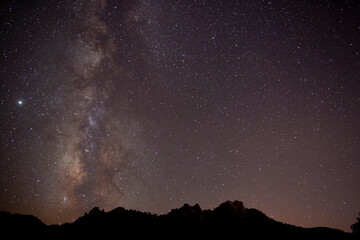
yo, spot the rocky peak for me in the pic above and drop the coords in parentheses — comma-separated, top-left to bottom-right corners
(214, 200, 246, 217)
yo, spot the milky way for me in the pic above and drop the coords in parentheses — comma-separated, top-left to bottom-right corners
(0, 0, 359, 231)
(50, 0, 153, 219)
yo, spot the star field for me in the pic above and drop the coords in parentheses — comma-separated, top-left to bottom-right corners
(0, 0, 359, 231)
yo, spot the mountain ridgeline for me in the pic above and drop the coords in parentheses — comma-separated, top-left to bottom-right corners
(0, 200, 355, 239)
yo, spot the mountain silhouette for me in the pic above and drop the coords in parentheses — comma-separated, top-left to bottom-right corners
(0, 200, 355, 239)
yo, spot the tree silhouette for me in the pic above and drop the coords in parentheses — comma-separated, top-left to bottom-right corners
(351, 212, 360, 237)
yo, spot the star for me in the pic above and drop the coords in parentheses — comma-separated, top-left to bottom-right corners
(0, 0, 358, 232)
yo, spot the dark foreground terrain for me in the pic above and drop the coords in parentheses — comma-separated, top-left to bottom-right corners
(0, 200, 354, 239)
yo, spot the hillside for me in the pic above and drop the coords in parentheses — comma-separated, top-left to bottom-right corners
(0, 200, 353, 239)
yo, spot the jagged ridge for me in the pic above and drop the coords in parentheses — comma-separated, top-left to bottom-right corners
(0, 200, 352, 239)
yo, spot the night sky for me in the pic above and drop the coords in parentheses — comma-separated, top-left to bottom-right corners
(0, 0, 359, 231)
